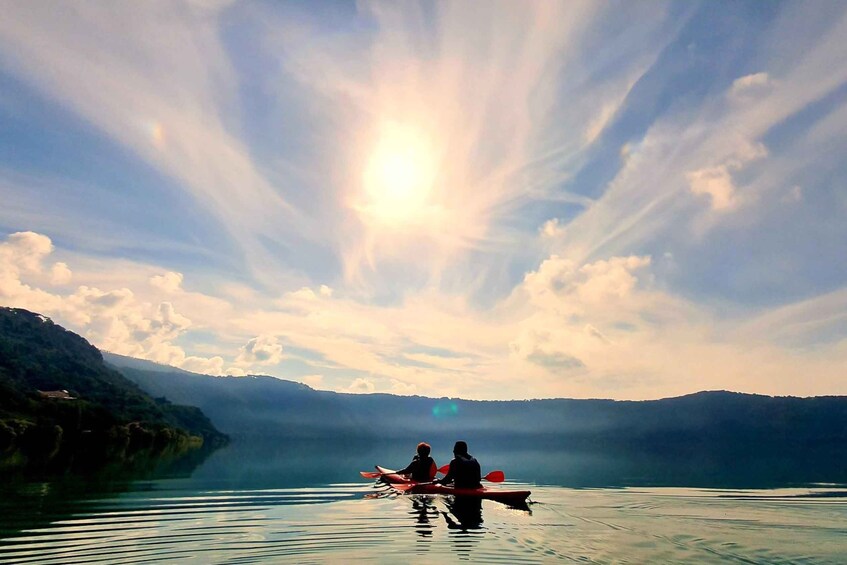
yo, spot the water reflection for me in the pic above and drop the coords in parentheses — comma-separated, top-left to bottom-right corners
(443, 496, 484, 530)
(5, 435, 847, 563)
(409, 496, 437, 537)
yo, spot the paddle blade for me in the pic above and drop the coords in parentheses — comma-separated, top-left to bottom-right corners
(484, 470, 505, 483)
(438, 464, 450, 475)
(360, 471, 382, 479)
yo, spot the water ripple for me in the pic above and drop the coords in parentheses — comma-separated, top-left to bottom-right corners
(2, 484, 847, 563)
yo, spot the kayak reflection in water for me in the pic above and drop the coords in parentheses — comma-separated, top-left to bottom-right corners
(395, 442, 437, 482)
(442, 496, 484, 531)
(433, 441, 482, 489)
(410, 497, 438, 538)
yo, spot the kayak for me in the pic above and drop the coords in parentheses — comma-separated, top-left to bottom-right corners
(374, 465, 415, 484)
(403, 483, 531, 506)
(369, 465, 531, 506)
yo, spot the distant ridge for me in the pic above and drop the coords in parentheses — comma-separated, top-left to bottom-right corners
(102, 351, 196, 376)
(106, 353, 847, 455)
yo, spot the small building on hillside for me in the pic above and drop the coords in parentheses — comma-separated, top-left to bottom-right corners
(38, 389, 75, 400)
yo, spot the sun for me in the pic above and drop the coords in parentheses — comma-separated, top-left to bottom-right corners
(361, 122, 437, 226)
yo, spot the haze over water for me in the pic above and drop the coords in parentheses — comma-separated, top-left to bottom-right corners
(3, 441, 847, 564)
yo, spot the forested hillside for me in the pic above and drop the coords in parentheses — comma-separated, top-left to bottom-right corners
(0, 307, 226, 470)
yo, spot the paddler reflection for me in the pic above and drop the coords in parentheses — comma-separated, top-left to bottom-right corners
(409, 496, 438, 538)
(442, 496, 484, 531)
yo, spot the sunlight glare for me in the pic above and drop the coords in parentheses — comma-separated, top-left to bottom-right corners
(361, 122, 437, 226)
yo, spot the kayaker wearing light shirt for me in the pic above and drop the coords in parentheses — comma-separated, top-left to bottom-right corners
(434, 441, 482, 489)
(396, 442, 437, 482)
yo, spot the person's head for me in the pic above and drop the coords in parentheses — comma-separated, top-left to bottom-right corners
(453, 441, 468, 456)
(417, 442, 431, 458)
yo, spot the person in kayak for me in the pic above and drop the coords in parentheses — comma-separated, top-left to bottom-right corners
(396, 442, 437, 482)
(434, 440, 482, 489)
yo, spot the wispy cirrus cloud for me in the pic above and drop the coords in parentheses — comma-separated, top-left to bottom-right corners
(2, 3, 847, 399)
(0, 2, 311, 286)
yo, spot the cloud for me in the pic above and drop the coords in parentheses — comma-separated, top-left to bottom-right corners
(50, 262, 72, 285)
(522, 254, 651, 312)
(285, 287, 319, 301)
(540, 218, 565, 238)
(235, 335, 284, 366)
(0, 4, 309, 285)
(181, 355, 225, 375)
(0, 231, 228, 377)
(259, 0, 674, 282)
(686, 140, 767, 211)
(1, 231, 52, 272)
(510, 329, 585, 371)
(347, 377, 376, 394)
(3, 5, 847, 402)
(4, 229, 847, 400)
(388, 378, 417, 396)
(150, 271, 183, 293)
(729, 72, 773, 99)
(686, 166, 737, 210)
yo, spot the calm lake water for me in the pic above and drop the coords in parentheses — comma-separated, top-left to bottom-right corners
(2, 439, 847, 563)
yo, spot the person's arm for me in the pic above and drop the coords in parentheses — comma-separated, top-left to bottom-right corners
(395, 456, 417, 476)
(435, 460, 455, 484)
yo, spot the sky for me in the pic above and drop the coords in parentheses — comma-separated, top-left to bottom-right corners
(1, 1, 846, 401)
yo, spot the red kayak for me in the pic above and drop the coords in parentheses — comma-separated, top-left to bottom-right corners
(403, 483, 531, 506)
(368, 465, 531, 506)
(374, 465, 415, 484)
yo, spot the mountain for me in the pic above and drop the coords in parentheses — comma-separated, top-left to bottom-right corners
(0, 307, 227, 468)
(109, 357, 847, 456)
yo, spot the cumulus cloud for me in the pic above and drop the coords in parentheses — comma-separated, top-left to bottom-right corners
(1, 231, 53, 271)
(522, 254, 652, 312)
(50, 262, 72, 285)
(150, 271, 183, 293)
(686, 166, 737, 210)
(347, 377, 376, 393)
(0, 231, 229, 377)
(181, 355, 224, 375)
(540, 218, 565, 238)
(389, 379, 417, 395)
(236, 335, 284, 366)
(686, 140, 768, 211)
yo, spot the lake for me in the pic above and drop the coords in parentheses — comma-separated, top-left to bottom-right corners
(2, 439, 846, 563)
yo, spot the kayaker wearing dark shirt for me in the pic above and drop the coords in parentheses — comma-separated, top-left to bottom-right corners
(434, 441, 482, 489)
(396, 442, 437, 482)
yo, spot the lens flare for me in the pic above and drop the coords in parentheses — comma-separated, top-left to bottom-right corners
(432, 401, 458, 419)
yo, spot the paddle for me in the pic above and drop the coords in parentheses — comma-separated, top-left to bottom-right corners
(390, 470, 506, 489)
(362, 467, 505, 483)
(483, 470, 505, 483)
